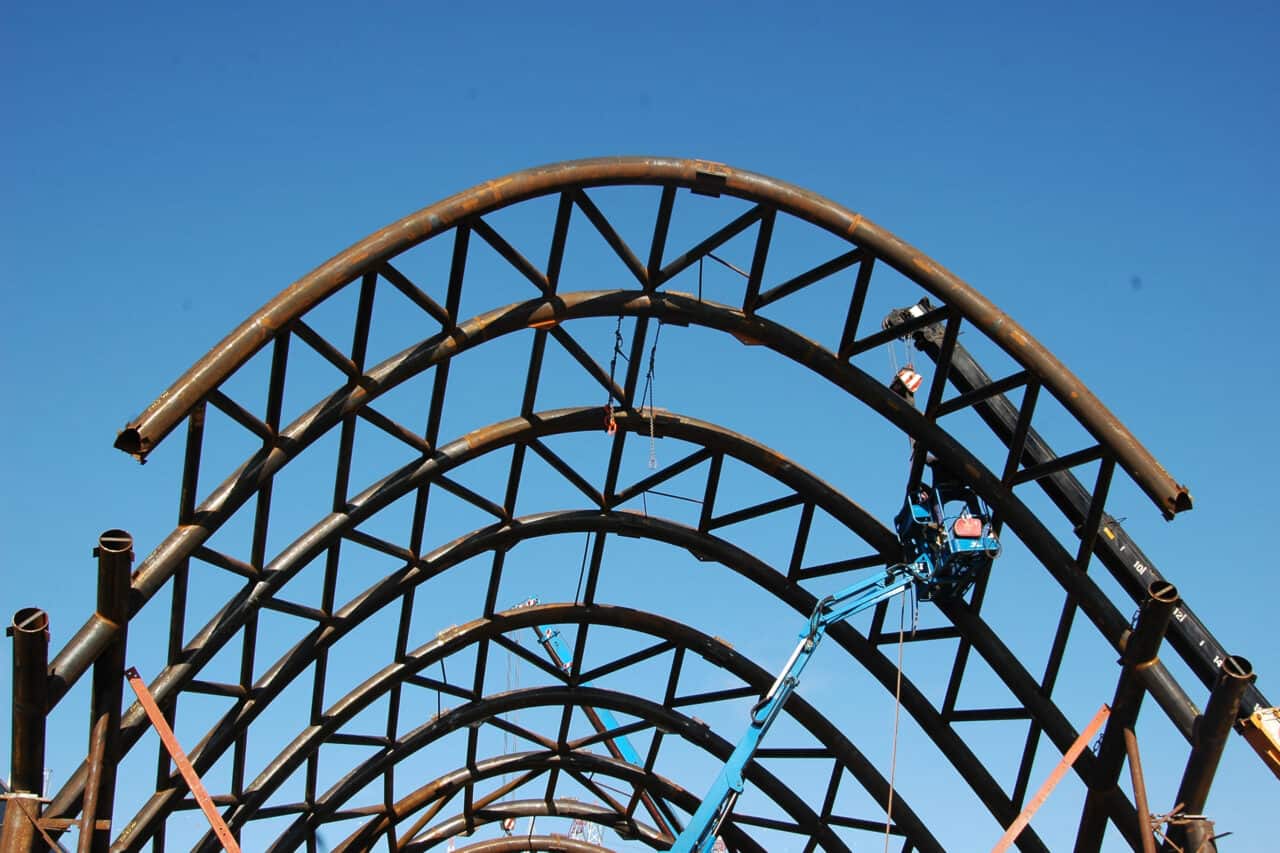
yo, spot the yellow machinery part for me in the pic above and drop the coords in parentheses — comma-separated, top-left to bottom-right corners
(1241, 706, 1280, 781)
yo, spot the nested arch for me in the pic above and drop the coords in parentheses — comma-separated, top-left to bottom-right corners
(108, 414, 948, 851)
(101, 404, 1142, 852)
(36, 157, 1245, 853)
(207, 602, 944, 851)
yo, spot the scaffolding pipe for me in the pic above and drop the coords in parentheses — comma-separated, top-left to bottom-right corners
(1124, 728, 1156, 853)
(1075, 580, 1178, 851)
(82, 530, 133, 853)
(1166, 655, 1254, 853)
(2, 607, 50, 852)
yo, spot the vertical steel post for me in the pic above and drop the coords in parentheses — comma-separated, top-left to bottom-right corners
(82, 530, 134, 853)
(2, 607, 50, 852)
(1075, 580, 1178, 852)
(1166, 655, 1254, 853)
(1123, 728, 1156, 853)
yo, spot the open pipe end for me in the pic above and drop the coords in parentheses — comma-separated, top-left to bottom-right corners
(1166, 487, 1194, 518)
(1147, 580, 1179, 604)
(113, 426, 150, 462)
(97, 529, 134, 555)
(1221, 655, 1254, 684)
(9, 607, 49, 637)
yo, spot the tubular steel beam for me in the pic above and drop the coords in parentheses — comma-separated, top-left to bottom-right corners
(18, 157, 1256, 853)
(1075, 581, 1179, 852)
(1167, 655, 1256, 853)
(184, 604, 937, 853)
(886, 304, 1268, 725)
(82, 529, 133, 853)
(329, 750, 759, 853)
(112, 157, 1189, 521)
(59, 291, 1154, 749)
(2, 607, 49, 853)
(79, 291, 1157, 729)
(301, 689, 840, 853)
(1124, 729, 1157, 853)
(397, 798, 663, 852)
(114, 508, 1002, 853)
(449, 837, 614, 853)
(81, 401, 1136, 852)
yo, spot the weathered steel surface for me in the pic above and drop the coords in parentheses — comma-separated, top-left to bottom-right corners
(18, 157, 1266, 852)
(2, 607, 49, 853)
(115, 157, 1190, 519)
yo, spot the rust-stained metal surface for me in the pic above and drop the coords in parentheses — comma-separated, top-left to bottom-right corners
(10, 157, 1268, 853)
(115, 157, 1190, 519)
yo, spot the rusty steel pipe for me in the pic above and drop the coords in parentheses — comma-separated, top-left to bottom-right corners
(77, 712, 109, 853)
(7, 608, 49, 797)
(1, 607, 50, 853)
(1124, 728, 1157, 853)
(399, 796, 665, 851)
(450, 837, 614, 853)
(1167, 655, 1255, 852)
(112, 157, 1190, 519)
(1075, 581, 1179, 851)
(83, 530, 133, 853)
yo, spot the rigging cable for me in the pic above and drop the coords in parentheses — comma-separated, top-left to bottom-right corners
(604, 316, 628, 434)
(884, 587, 908, 852)
(639, 321, 664, 468)
(574, 531, 592, 605)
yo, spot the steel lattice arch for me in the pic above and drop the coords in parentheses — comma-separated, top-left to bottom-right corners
(4, 157, 1274, 853)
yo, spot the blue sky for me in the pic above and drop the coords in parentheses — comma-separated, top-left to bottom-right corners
(2, 2, 1277, 850)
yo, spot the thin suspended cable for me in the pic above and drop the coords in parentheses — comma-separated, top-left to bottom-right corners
(574, 531, 592, 605)
(639, 322, 663, 469)
(884, 590, 907, 852)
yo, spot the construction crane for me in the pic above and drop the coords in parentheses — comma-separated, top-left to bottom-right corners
(670, 468, 999, 853)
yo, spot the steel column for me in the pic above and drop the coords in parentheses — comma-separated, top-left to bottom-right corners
(1123, 728, 1156, 853)
(2, 607, 50, 853)
(82, 530, 133, 853)
(1075, 580, 1179, 851)
(1166, 655, 1255, 853)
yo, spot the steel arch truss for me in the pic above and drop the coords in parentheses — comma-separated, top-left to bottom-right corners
(26, 157, 1269, 853)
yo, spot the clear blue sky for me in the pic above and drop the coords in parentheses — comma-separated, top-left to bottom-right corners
(2, 2, 1277, 850)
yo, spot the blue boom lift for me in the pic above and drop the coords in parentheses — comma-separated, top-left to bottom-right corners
(670, 465, 999, 852)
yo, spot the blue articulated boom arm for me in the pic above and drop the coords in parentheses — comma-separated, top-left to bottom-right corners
(512, 597, 675, 838)
(531, 616, 646, 767)
(669, 564, 924, 853)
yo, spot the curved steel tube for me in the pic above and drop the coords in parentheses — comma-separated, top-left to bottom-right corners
(268, 686, 849, 853)
(157, 604, 940, 853)
(114, 157, 1189, 518)
(61, 291, 1158, 724)
(87, 401, 1139, 850)
(447, 837, 619, 853)
(325, 750, 761, 853)
(110, 505, 1053, 852)
(397, 798, 664, 852)
(23, 157, 1251, 852)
